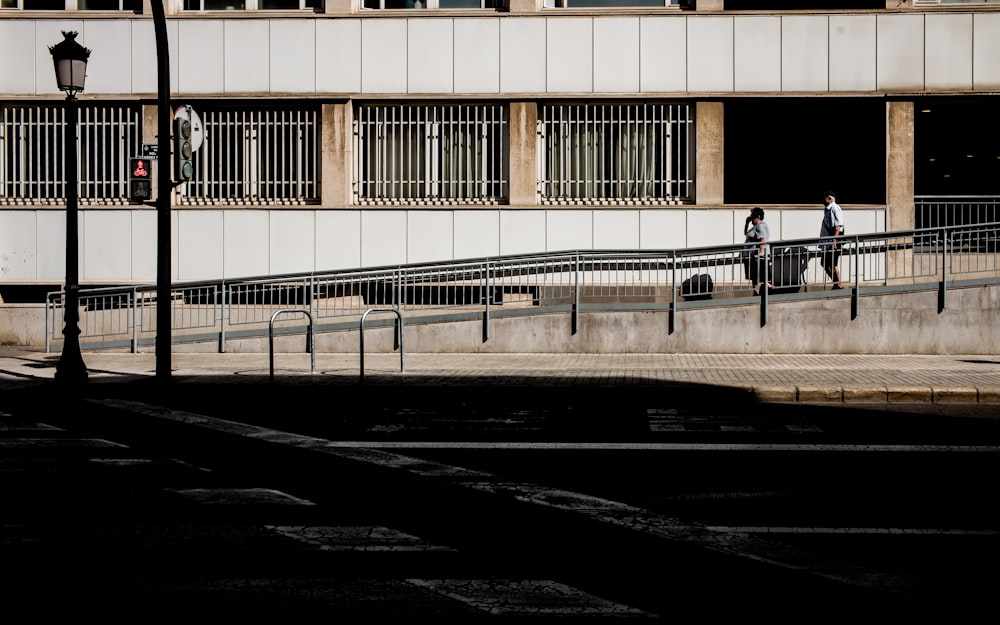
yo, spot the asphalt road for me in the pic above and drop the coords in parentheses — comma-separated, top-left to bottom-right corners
(4, 381, 998, 620)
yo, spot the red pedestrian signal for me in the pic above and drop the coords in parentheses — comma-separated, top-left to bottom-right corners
(129, 157, 152, 203)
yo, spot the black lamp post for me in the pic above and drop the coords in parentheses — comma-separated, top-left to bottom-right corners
(50, 31, 90, 385)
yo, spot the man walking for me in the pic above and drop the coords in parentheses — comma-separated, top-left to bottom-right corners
(820, 190, 845, 289)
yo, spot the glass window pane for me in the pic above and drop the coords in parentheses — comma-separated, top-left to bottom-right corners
(22, 0, 66, 9)
(439, 0, 484, 7)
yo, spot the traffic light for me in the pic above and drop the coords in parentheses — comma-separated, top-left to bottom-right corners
(129, 157, 152, 203)
(173, 117, 193, 182)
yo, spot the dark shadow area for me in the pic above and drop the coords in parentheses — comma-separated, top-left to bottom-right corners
(725, 98, 886, 205)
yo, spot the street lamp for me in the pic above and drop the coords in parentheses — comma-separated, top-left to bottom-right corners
(50, 31, 90, 385)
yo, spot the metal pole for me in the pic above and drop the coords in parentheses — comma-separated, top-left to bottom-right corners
(54, 93, 88, 385)
(152, 0, 172, 382)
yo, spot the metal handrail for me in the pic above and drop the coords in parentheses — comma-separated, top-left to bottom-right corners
(43, 221, 1000, 353)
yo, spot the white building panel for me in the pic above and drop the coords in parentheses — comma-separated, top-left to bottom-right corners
(454, 210, 500, 260)
(225, 21, 270, 94)
(270, 20, 316, 94)
(269, 211, 314, 275)
(686, 209, 732, 248)
(317, 20, 362, 94)
(454, 19, 500, 94)
(876, 14, 925, 91)
(734, 16, 781, 93)
(781, 15, 829, 92)
(131, 20, 177, 95)
(37, 210, 67, 282)
(780, 209, 823, 241)
(829, 15, 876, 92)
(499, 18, 546, 94)
(687, 17, 734, 93)
(546, 18, 593, 93)
(82, 211, 131, 281)
(81, 21, 132, 96)
(178, 21, 225, 95)
(0, 22, 37, 95)
(594, 210, 640, 250)
(35, 21, 85, 97)
(361, 20, 408, 94)
(973, 13, 1000, 90)
(408, 211, 454, 263)
(177, 210, 223, 281)
(925, 13, 973, 91)
(316, 210, 362, 271)
(500, 210, 546, 256)
(546, 210, 593, 252)
(223, 210, 269, 279)
(361, 210, 407, 267)
(638, 209, 686, 249)
(639, 17, 687, 93)
(131, 210, 157, 282)
(0, 212, 37, 281)
(594, 18, 640, 94)
(408, 19, 454, 94)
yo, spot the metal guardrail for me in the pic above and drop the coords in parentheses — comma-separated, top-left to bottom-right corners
(44, 221, 1000, 354)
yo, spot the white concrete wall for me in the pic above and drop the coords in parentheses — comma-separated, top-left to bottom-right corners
(3, 12, 998, 96)
(0, 206, 885, 282)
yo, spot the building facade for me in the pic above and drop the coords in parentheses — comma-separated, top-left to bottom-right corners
(1, 0, 998, 300)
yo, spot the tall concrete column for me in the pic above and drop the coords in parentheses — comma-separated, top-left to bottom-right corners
(509, 101, 538, 207)
(694, 0, 724, 10)
(887, 100, 915, 232)
(695, 101, 724, 206)
(322, 102, 353, 208)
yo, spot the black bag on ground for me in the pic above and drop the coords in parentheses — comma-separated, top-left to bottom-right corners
(681, 273, 714, 301)
(770, 246, 809, 293)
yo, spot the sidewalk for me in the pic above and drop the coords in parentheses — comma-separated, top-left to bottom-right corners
(3, 348, 1000, 405)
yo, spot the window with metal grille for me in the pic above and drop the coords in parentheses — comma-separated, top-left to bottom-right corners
(354, 103, 509, 205)
(176, 106, 319, 206)
(538, 103, 693, 205)
(0, 104, 142, 206)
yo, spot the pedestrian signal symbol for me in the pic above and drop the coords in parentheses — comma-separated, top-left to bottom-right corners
(129, 157, 152, 203)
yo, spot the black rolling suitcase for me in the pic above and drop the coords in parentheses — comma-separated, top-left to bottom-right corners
(681, 273, 714, 301)
(770, 246, 809, 293)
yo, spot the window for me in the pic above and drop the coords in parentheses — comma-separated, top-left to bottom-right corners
(361, 0, 501, 7)
(175, 106, 320, 206)
(181, 0, 321, 10)
(543, 0, 681, 7)
(354, 103, 509, 205)
(538, 103, 693, 205)
(916, 1, 1000, 4)
(723, 1, 883, 8)
(0, 104, 142, 206)
(1, 0, 142, 8)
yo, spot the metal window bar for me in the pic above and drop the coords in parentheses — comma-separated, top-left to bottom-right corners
(177, 107, 318, 206)
(0, 104, 141, 205)
(354, 103, 508, 205)
(539, 102, 692, 205)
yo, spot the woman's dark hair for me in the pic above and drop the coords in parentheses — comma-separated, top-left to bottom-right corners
(751, 207, 765, 220)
